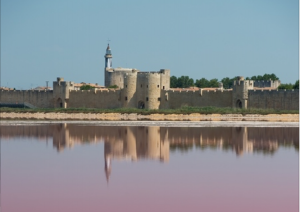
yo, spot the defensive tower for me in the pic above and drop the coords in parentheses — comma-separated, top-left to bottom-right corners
(104, 44, 112, 69)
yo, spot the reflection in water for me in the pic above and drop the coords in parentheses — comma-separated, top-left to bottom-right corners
(1, 124, 298, 181)
(2, 124, 298, 212)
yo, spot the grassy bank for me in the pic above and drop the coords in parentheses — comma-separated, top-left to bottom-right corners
(0, 106, 298, 115)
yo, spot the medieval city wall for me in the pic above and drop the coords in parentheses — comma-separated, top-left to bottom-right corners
(159, 69, 170, 90)
(105, 69, 133, 88)
(0, 90, 54, 108)
(160, 89, 233, 109)
(68, 89, 121, 109)
(248, 89, 299, 110)
(122, 72, 138, 108)
(253, 80, 280, 88)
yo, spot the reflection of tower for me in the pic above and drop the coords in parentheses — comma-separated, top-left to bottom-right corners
(104, 141, 112, 183)
(52, 123, 71, 152)
(124, 127, 137, 160)
(232, 127, 253, 156)
(147, 127, 161, 159)
(103, 126, 170, 182)
(147, 126, 169, 162)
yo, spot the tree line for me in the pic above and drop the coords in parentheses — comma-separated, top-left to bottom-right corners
(278, 80, 299, 90)
(170, 73, 299, 89)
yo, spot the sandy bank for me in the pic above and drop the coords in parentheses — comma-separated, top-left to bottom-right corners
(0, 112, 298, 122)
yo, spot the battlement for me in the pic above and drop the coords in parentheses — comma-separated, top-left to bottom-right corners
(137, 72, 162, 76)
(69, 89, 121, 94)
(253, 79, 280, 88)
(1, 90, 53, 93)
(249, 89, 298, 94)
(233, 79, 254, 86)
(159, 69, 170, 74)
(168, 89, 231, 94)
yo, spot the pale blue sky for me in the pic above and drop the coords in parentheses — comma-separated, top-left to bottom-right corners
(1, 0, 299, 89)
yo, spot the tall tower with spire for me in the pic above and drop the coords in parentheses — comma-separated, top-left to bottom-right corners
(104, 44, 112, 69)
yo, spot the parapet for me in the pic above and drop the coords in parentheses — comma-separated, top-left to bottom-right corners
(249, 89, 298, 94)
(159, 69, 170, 74)
(57, 77, 64, 82)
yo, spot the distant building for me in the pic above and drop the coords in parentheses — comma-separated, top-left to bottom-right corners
(32, 86, 53, 91)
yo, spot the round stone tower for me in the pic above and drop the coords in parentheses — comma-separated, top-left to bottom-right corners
(145, 73, 161, 110)
(122, 70, 138, 108)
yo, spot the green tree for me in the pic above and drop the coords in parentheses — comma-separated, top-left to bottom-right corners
(208, 78, 219, 87)
(177, 76, 194, 88)
(221, 77, 238, 89)
(293, 80, 299, 89)
(108, 85, 118, 89)
(80, 85, 95, 90)
(278, 83, 293, 90)
(195, 78, 209, 88)
(170, 76, 178, 88)
(250, 73, 279, 81)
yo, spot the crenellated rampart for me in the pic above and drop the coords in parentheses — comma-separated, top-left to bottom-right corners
(248, 89, 299, 110)
(68, 89, 122, 109)
(160, 89, 232, 109)
(0, 90, 54, 108)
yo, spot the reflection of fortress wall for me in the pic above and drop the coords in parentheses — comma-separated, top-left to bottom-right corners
(167, 127, 233, 147)
(1, 125, 298, 155)
(0, 125, 53, 139)
(247, 127, 299, 143)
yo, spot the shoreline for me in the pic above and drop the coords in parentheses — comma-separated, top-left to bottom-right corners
(0, 120, 298, 127)
(0, 112, 298, 123)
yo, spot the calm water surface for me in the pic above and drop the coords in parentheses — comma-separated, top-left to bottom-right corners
(1, 124, 299, 212)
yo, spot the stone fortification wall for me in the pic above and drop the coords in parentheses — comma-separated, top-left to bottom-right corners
(122, 70, 168, 109)
(53, 77, 74, 108)
(159, 69, 170, 90)
(232, 79, 254, 109)
(105, 68, 134, 88)
(0, 90, 54, 108)
(248, 89, 299, 110)
(143, 72, 161, 109)
(253, 80, 280, 88)
(122, 71, 138, 108)
(160, 89, 232, 109)
(68, 89, 121, 109)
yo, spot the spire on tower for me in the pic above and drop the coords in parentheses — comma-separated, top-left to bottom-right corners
(104, 43, 112, 68)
